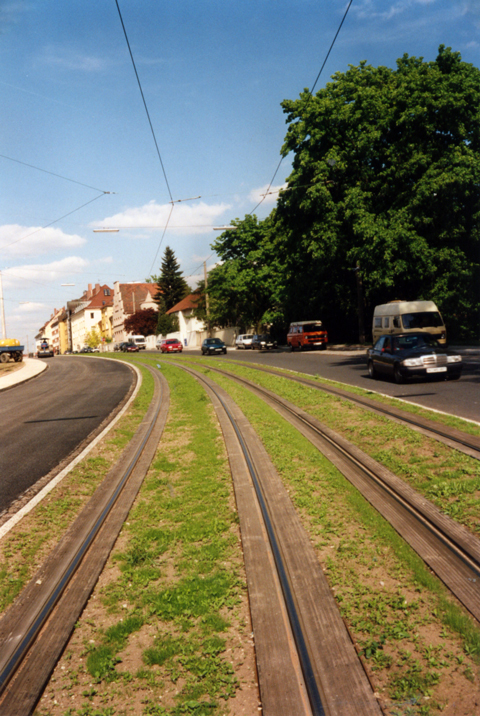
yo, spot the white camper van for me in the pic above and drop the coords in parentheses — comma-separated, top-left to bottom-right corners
(372, 301, 446, 345)
(128, 335, 147, 350)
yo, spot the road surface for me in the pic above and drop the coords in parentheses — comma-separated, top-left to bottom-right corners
(0, 357, 134, 514)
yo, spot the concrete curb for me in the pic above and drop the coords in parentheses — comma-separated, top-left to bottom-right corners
(0, 357, 48, 392)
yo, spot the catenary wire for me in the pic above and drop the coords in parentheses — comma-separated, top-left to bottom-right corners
(2, 194, 106, 251)
(249, 0, 354, 216)
(114, 0, 173, 204)
(0, 154, 114, 194)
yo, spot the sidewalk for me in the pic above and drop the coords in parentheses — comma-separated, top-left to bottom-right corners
(0, 357, 48, 392)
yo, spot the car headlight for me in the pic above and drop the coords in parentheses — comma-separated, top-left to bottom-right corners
(402, 357, 424, 367)
(447, 355, 462, 363)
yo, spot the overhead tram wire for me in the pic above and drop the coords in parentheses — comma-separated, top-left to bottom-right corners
(114, 0, 173, 205)
(2, 194, 106, 252)
(114, 0, 177, 274)
(249, 0, 354, 216)
(0, 154, 114, 195)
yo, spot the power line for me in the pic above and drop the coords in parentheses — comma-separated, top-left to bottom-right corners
(114, 0, 173, 203)
(147, 203, 174, 276)
(0, 154, 114, 194)
(2, 194, 106, 251)
(249, 0, 354, 216)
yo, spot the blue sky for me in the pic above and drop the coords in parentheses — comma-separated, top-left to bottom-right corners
(1, 0, 480, 346)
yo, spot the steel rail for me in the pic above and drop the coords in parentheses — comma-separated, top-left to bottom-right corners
(170, 361, 383, 716)
(224, 360, 480, 461)
(0, 365, 169, 711)
(193, 374, 325, 715)
(184, 361, 480, 623)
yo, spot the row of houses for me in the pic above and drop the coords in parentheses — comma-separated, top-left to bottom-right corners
(36, 282, 237, 353)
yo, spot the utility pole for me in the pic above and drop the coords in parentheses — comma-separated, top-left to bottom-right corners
(0, 270, 6, 340)
(204, 261, 210, 338)
(355, 261, 365, 345)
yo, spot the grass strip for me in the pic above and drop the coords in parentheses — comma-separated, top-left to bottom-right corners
(36, 362, 257, 716)
(178, 357, 480, 537)
(186, 364, 480, 715)
(0, 364, 154, 615)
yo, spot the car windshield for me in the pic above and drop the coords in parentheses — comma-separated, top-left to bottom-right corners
(166, 340, 178, 344)
(242, 335, 254, 340)
(206, 339, 222, 345)
(393, 334, 440, 351)
(401, 312, 443, 329)
(302, 323, 323, 332)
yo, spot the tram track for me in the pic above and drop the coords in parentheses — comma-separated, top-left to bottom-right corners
(172, 362, 383, 716)
(225, 360, 480, 461)
(177, 360, 480, 626)
(2, 354, 479, 714)
(0, 365, 169, 716)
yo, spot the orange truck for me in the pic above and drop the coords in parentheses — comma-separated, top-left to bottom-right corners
(287, 321, 328, 351)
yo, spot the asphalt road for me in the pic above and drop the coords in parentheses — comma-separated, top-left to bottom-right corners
(165, 347, 480, 424)
(0, 357, 134, 514)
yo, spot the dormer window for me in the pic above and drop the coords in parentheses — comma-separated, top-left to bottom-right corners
(104, 289, 110, 296)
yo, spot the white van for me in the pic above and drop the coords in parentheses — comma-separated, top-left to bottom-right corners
(128, 334, 146, 350)
(372, 300, 446, 345)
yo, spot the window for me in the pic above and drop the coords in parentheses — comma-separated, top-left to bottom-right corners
(104, 289, 110, 296)
(374, 317, 382, 328)
(393, 316, 401, 328)
(90, 313, 94, 319)
(383, 317, 390, 328)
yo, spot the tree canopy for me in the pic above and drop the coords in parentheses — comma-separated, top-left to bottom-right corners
(208, 215, 285, 332)
(275, 45, 480, 339)
(124, 308, 158, 337)
(210, 47, 480, 342)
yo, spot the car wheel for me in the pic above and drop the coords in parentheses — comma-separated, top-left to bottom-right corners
(394, 364, 404, 384)
(368, 361, 377, 379)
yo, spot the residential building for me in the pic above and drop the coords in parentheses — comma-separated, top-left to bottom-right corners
(112, 282, 158, 345)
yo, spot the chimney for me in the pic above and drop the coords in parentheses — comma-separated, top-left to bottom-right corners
(95, 283, 100, 293)
(87, 283, 93, 298)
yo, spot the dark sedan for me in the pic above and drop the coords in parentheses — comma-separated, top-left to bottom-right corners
(201, 338, 227, 355)
(367, 333, 462, 384)
(252, 334, 277, 350)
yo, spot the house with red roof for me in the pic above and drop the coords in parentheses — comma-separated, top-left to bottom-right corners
(112, 282, 158, 345)
(165, 293, 205, 347)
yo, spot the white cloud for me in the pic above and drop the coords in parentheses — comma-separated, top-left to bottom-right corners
(0, 224, 86, 257)
(248, 183, 288, 206)
(14, 301, 47, 314)
(40, 46, 108, 72)
(3, 257, 89, 289)
(353, 0, 436, 21)
(91, 200, 232, 235)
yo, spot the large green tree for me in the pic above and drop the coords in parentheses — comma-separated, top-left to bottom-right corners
(208, 214, 286, 333)
(277, 45, 480, 340)
(154, 246, 189, 311)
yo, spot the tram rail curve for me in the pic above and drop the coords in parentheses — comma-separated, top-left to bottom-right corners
(0, 365, 170, 716)
(177, 359, 480, 626)
(224, 360, 480, 462)
(171, 361, 383, 716)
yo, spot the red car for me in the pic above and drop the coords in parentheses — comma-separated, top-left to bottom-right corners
(161, 339, 183, 353)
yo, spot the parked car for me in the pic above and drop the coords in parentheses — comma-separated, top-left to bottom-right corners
(80, 346, 94, 353)
(251, 334, 277, 350)
(160, 338, 183, 353)
(156, 339, 166, 351)
(201, 338, 227, 355)
(113, 343, 121, 351)
(367, 332, 462, 384)
(235, 334, 254, 349)
(120, 342, 139, 352)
